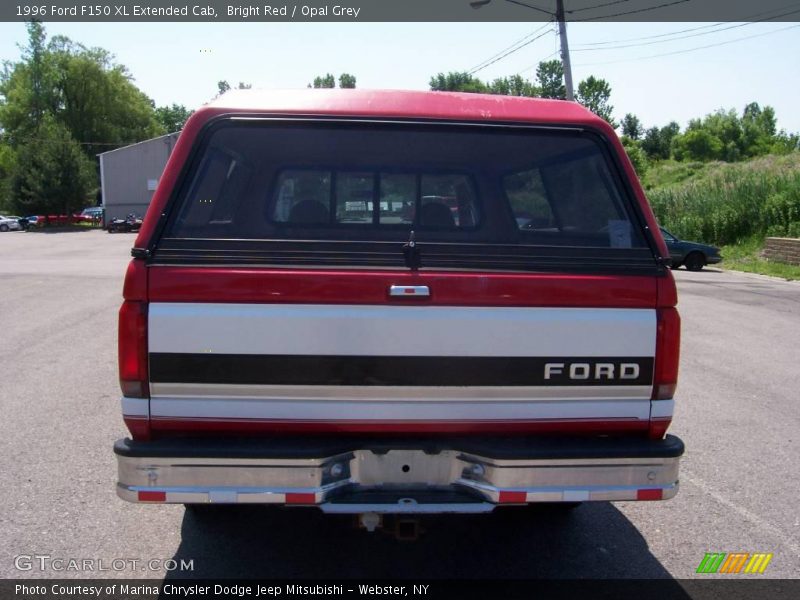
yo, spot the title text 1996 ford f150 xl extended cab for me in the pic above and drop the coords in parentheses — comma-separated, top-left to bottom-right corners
(114, 90, 682, 521)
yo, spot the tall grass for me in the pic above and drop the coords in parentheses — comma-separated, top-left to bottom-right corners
(647, 154, 800, 245)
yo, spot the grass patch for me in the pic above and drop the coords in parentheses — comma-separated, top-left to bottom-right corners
(642, 160, 711, 190)
(721, 236, 800, 281)
(646, 153, 800, 246)
(645, 153, 800, 279)
(644, 153, 800, 191)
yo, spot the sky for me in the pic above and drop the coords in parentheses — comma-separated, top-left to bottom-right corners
(0, 20, 798, 133)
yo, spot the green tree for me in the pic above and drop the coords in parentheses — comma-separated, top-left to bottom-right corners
(743, 102, 776, 135)
(488, 74, 538, 97)
(672, 128, 724, 162)
(1, 25, 161, 157)
(621, 136, 648, 177)
(488, 77, 511, 95)
(535, 60, 565, 99)
(0, 139, 15, 209)
(0, 22, 165, 212)
(9, 116, 94, 215)
(0, 23, 56, 148)
(741, 102, 778, 157)
(667, 104, 788, 163)
(770, 131, 800, 154)
(429, 72, 488, 93)
(697, 110, 743, 161)
(641, 127, 663, 159)
(641, 122, 680, 161)
(576, 75, 616, 127)
(621, 113, 643, 140)
(338, 73, 356, 88)
(216, 80, 250, 97)
(22, 21, 50, 129)
(154, 104, 193, 133)
(311, 74, 336, 88)
(47, 39, 161, 156)
(661, 122, 681, 156)
(429, 72, 540, 97)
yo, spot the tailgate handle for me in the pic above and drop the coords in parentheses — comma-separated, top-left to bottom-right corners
(389, 285, 430, 298)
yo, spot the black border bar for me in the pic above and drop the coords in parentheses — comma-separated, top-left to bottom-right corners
(2, 579, 797, 600)
(4, 1, 800, 22)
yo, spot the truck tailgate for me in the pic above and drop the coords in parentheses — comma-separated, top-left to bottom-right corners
(145, 268, 658, 435)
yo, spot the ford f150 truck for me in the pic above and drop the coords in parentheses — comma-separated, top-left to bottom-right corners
(115, 90, 683, 520)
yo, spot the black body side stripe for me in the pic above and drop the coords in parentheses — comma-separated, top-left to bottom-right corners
(149, 354, 654, 387)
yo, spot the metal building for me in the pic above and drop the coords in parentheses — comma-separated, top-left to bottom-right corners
(99, 133, 179, 222)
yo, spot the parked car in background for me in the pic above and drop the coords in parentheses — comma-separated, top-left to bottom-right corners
(76, 206, 104, 225)
(25, 214, 74, 227)
(0, 215, 22, 232)
(5, 216, 26, 230)
(659, 227, 722, 271)
(22, 214, 85, 228)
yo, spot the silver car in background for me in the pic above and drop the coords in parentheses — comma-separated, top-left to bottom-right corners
(0, 215, 22, 232)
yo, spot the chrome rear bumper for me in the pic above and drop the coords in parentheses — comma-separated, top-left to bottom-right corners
(115, 435, 682, 513)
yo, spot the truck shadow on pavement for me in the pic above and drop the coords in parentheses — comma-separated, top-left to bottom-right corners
(165, 502, 684, 581)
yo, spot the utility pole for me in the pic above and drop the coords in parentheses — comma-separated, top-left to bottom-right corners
(470, 0, 575, 99)
(556, 0, 575, 101)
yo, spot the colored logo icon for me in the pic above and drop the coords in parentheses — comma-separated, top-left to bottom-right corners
(696, 553, 773, 574)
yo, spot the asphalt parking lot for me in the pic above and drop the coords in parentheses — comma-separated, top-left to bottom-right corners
(1, 229, 798, 580)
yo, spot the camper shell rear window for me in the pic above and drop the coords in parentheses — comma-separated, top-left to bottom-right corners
(156, 119, 658, 273)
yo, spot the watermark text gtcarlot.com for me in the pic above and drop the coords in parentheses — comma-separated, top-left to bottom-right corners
(14, 554, 194, 572)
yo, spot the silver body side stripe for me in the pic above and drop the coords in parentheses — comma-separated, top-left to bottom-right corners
(150, 398, 650, 422)
(149, 304, 657, 357)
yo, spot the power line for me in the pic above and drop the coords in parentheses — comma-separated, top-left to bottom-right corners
(470, 28, 554, 74)
(467, 21, 553, 74)
(571, 8, 800, 51)
(572, 2, 800, 47)
(468, 22, 554, 74)
(469, 0, 573, 99)
(521, 49, 560, 73)
(574, 22, 726, 47)
(572, 23, 800, 66)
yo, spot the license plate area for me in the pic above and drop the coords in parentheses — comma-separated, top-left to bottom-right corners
(351, 450, 465, 486)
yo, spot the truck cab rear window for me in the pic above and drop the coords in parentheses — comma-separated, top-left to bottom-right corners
(164, 121, 648, 256)
(272, 170, 479, 229)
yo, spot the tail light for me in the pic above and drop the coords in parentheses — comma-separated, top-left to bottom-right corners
(118, 300, 149, 398)
(652, 307, 680, 401)
(649, 307, 680, 439)
(119, 260, 149, 439)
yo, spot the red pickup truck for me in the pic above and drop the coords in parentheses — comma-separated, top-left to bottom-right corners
(115, 90, 682, 522)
